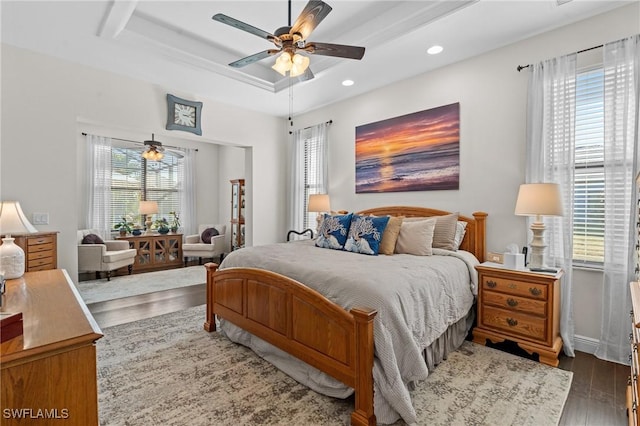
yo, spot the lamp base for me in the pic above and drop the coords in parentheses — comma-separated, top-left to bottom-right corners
(145, 217, 154, 235)
(0, 237, 26, 279)
(528, 221, 547, 269)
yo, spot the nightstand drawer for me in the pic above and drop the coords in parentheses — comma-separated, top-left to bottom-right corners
(28, 250, 53, 261)
(483, 291, 547, 316)
(27, 235, 55, 247)
(28, 257, 54, 269)
(481, 306, 546, 341)
(482, 276, 547, 300)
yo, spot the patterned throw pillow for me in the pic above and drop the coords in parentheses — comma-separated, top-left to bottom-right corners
(82, 233, 104, 245)
(432, 212, 459, 251)
(344, 214, 390, 255)
(316, 213, 353, 250)
(201, 227, 219, 244)
(453, 221, 468, 250)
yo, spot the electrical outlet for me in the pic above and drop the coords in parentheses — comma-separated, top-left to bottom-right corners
(32, 213, 49, 225)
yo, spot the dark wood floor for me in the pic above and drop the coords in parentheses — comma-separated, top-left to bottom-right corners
(87, 284, 628, 426)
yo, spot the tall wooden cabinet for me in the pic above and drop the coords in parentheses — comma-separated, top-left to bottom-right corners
(230, 179, 245, 251)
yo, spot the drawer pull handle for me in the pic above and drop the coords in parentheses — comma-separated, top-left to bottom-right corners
(486, 280, 497, 288)
(529, 287, 542, 296)
(508, 283, 517, 289)
(506, 298, 518, 307)
(506, 318, 518, 327)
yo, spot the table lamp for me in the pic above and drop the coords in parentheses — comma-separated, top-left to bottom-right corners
(514, 183, 563, 269)
(139, 201, 158, 235)
(308, 194, 331, 234)
(0, 201, 38, 279)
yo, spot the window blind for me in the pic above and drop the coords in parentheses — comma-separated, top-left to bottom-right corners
(573, 68, 605, 264)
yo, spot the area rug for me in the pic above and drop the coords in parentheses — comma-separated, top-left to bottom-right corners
(97, 305, 573, 426)
(76, 266, 207, 304)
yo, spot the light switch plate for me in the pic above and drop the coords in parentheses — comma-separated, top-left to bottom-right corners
(32, 213, 49, 225)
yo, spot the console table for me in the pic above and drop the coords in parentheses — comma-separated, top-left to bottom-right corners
(1, 269, 103, 425)
(117, 233, 183, 272)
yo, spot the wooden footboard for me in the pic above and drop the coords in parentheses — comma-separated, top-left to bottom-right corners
(204, 263, 377, 426)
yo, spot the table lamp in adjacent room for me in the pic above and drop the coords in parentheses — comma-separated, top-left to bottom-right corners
(308, 194, 331, 234)
(139, 201, 158, 235)
(514, 183, 563, 269)
(0, 201, 38, 279)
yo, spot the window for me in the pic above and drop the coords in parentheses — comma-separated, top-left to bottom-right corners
(573, 67, 604, 265)
(303, 135, 324, 229)
(110, 144, 183, 230)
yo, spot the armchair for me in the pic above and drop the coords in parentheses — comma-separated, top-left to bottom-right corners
(77, 229, 137, 281)
(183, 224, 226, 266)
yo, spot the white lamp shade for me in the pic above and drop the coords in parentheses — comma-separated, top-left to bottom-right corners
(308, 194, 331, 212)
(514, 183, 563, 217)
(139, 201, 159, 215)
(0, 201, 37, 235)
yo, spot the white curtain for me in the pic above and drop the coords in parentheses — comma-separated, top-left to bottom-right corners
(180, 148, 197, 237)
(526, 54, 577, 357)
(288, 122, 329, 235)
(595, 35, 640, 364)
(85, 134, 113, 238)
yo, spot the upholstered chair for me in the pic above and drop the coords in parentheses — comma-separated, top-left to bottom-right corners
(183, 224, 227, 266)
(77, 229, 137, 281)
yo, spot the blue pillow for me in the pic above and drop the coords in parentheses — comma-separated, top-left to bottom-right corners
(344, 214, 390, 255)
(316, 213, 353, 250)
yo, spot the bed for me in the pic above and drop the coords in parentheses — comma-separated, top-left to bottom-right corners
(204, 206, 487, 425)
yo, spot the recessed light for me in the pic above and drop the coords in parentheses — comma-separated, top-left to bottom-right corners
(342, 79, 354, 86)
(427, 45, 443, 55)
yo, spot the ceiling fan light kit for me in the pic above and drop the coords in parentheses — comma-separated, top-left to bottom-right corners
(142, 134, 165, 161)
(213, 0, 365, 81)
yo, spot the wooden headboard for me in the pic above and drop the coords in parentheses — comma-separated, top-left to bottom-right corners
(356, 206, 488, 262)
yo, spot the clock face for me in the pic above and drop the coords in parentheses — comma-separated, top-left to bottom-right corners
(174, 104, 196, 127)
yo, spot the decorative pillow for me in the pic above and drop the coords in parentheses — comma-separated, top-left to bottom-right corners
(432, 212, 460, 251)
(453, 221, 468, 250)
(201, 227, 220, 244)
(82, 233, 104, 245)
(378, 216, 404, 255)
(316, 213, 352, 250)
(344, 214, 390, 255)
(395, 218, 437, 256)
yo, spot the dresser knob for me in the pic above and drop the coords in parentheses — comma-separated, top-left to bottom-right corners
(506, 298, 518, 307)
(506, 318, 518, 327)
(486, 280, 497, 288)
(529, 287, 542, 296)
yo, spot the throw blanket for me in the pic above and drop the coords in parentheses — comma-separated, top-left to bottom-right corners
(219, 241, 478, 424)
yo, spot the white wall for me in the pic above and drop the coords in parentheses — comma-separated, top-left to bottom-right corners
(291, 4, 639, 347)
(1, 44, 286, 282)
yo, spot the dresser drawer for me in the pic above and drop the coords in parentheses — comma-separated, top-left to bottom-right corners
(482, 275, 547, 300)
(28, 257, 54, 269)
(483, 291, 547, 317)
(27, 235, 54, 247)
(481, 306, 547, 342)
(28, 250, 53, 261)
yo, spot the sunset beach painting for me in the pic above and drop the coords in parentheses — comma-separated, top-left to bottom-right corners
(355, 103, 460, 193)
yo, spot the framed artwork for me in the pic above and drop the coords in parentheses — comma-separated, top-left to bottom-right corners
(355, 102, 460, 193)
(166, 94, 203, 135)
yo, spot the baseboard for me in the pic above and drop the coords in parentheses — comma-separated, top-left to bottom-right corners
(573, 334, 599, 355)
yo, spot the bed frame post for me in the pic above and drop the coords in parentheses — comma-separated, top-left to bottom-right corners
(472, 211, 488, 263)
(350, 307, 377, 426)
(204, 263, 219, 332)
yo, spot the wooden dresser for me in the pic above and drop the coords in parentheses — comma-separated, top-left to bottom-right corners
(473, 263, 563, 367)
(10, 231, 58, 271)
(628, 281, 640, 425)
(1, 269, 103, 425)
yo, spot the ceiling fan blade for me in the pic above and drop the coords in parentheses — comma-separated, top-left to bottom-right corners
(304, 42, 365, 60)
(290, 1, 332, 41)
(229, 50, 279, 68)
(213, 13, 278, 43)
(296, 67, 315, 82)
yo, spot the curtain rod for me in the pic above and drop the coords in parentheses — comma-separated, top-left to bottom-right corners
(289, 119, 333, 135)
(81, 132, 197, 151)
(516, 44, 604, 72)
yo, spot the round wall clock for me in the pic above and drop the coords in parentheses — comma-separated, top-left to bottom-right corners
(166, 94, 203, 135)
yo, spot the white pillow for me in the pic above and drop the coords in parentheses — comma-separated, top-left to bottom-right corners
(453, 221, 468, 250)
(395, 218, 437, 256)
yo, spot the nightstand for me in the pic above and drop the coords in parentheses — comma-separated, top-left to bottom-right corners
(473, 262, 563, 367)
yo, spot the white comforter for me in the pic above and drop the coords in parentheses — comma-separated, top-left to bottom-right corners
(218, 240, 478, 424)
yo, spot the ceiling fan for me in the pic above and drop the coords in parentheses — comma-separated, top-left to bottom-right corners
(212, 0, 365, 80)
(142, 134, 165, 161)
